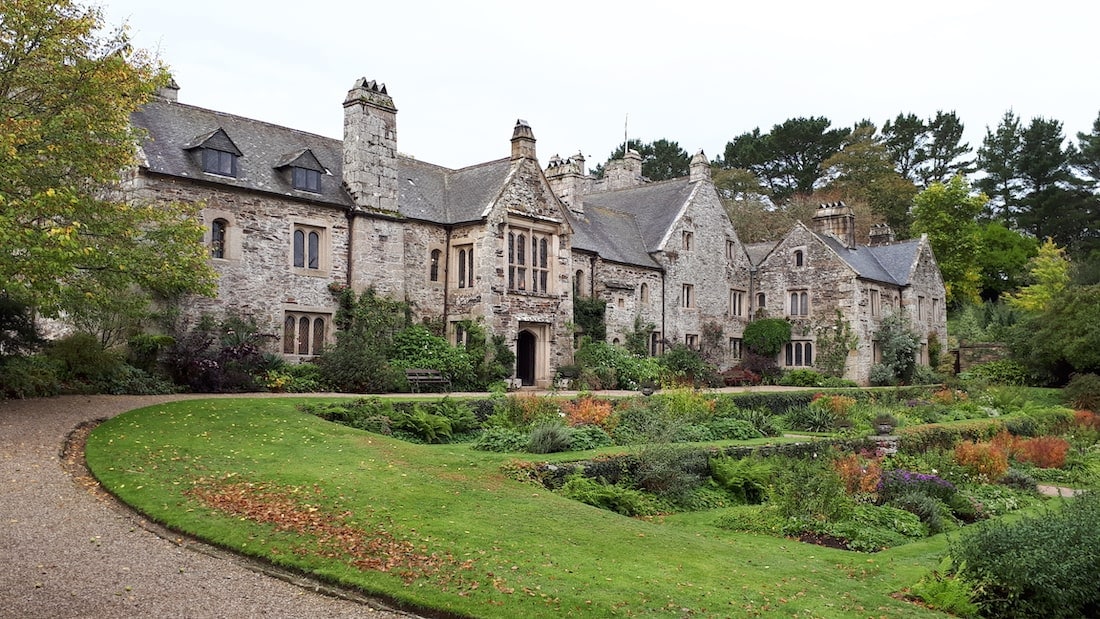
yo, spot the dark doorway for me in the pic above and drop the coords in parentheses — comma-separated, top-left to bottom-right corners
(516, 330, 536, 386)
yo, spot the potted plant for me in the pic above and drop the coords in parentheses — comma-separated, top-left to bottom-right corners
(873, 412, 897, 435)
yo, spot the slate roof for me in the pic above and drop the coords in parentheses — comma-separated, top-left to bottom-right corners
(745, 240, 780, 266)
(567, 205, 658, 268)
(815, 234, 923, 286)
(581, 179, 696, 253)
(132, 99, 513, 224)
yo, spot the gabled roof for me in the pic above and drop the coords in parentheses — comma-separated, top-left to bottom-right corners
(132, 99, 516, 223)
(567, 205, 659, 268)
(396, 156, 513, 224)
(815, 234, 923, 286)
(580, 179, 696, 253)
(745, 240, 780, 266)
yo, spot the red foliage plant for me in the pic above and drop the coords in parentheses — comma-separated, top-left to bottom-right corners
(954, 440, 1009, 481)
(1074, 410, 1100, 431)
(561, 396, 614, 429)
(833, 452, 883, 496)
(1015, 436, 1071, 469)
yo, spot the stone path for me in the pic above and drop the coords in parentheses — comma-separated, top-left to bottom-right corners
(0, 394, 421, 619)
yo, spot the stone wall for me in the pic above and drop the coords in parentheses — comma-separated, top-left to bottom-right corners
(134, 174, 347, 347)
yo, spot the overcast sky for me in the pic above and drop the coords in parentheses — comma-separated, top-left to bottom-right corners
(100, 0, 1099, 171)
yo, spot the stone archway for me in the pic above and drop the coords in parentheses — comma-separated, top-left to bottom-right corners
(516, 330, 536, 386)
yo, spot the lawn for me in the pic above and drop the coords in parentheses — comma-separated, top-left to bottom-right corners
(87, 397, 954, 618)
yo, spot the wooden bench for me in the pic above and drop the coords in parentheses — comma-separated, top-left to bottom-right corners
(404, 368, 451, 393)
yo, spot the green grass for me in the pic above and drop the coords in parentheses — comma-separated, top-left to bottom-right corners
(87, 397, 952, 618)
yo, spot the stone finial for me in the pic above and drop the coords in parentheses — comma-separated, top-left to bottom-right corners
(689, 150, 710, 183)
(511, 119, 536, 160)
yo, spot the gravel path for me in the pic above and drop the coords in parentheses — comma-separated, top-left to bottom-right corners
(0, 394, 422, 619)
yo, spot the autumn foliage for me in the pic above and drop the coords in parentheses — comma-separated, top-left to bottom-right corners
(561, 396, 614, 429)
(954, 440, 1009, 481)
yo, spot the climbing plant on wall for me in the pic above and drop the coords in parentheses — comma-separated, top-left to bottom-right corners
(814, 311, 858, 378)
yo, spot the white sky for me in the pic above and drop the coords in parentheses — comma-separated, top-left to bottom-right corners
(100, 0, 1099, 171)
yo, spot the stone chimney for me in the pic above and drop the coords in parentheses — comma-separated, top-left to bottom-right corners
(545, 151, 589, 214)
(812, 201, 856, 248)
(689, 150, 710, 183)
(511, 119, 536, 160)
(343, 77, 398, 212)
(868, 222, 896, 246)
(600, 149, 645, 190)
(156, 77, 180, 102)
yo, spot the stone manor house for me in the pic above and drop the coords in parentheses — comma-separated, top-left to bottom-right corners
(128, 77, 947, 387)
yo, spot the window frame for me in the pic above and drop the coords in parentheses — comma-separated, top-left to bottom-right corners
(210, 218, 228, 259)
(784, 341, 813, 367)
(291, 222, 328, 274)
(282, 311, 329, 357)
(682, 283, 695, 309)
(291, 166, 322, 193)
(788, 290, 809, 316)
(506, 222, 555, 294)
(202, 148, 237, 177)
(429, 249, 441, 282)
(730, 289, 745, 317)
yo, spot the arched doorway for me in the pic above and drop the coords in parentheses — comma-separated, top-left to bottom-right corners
(516, 330, 536, 386)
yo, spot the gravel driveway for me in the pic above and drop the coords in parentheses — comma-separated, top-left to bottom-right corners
(0, 394, 421, 619)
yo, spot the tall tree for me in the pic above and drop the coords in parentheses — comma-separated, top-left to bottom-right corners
(975, 221, 1038, 301)
(917, 111, 974, 186)
(722, 117, 846, 201)
(820, 122, 918, 236)
(1004, 238, 1070, 313)
(882, 112, 928, 184)
(593, 138, 691, 182)
(1015, 117, 1083, 245)
(1074, 110, 1100, 189)
(976, 110, 1024, 222)
(911, 176, 987, 306)
(0, 0, 216, 317)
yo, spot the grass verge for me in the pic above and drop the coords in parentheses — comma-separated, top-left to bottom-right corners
(87, 397, 950, 618)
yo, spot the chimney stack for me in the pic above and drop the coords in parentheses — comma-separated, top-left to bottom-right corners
(811, 201, 856, 248)
(342, 77, 398, 212)
(511, 119, 536, 160)
(868, 222, 896, 246)
(689, 150, 710, 183)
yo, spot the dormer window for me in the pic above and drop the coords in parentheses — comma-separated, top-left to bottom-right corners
(186, 128, 243, 178)
(202, 148, 237, 177)
(276, 148, 326, 194)
(292, 167, 321, 193)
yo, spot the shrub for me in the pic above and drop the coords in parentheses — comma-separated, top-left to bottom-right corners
(833, 452, 883, 497)
(778, 369, 826, 387)
(573, 340, 661, 390)
(706, 418, 761, 441)
(999, 468, 1037, 492)
(878, 469, 957, 504)
(870, 313, 921, 385)
(724, 406, 783, 437)
(568, 425, 613, 451)
(952, 492, 1100, 618)
(1015, 436, 1071, 469)
(965, 359, 1030, 386)
(673, 424, 716, 443)
(46, 332, 122, 386)
(166, 313, 278, 393)
(1065, 372, 1100, 410)
(896, 419, 1005, 453)
(659, 344, 719, 387)
(558, 475, 666, 517)
(491, 395, 562, 429)
(0, 355, 61, 399)
(561, 396, 614, 429)
(471, 427, 528, 452)
(954, 441, 1009, 481)
(742, 318, 791, 357)
(650, 388, 716, 423)
(770, 456, 854, 524)
(527, 422, 573, 454)
(97, 364, 178, 395)
(634, 444, 706, 502)
(889, 490, 950, 534)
